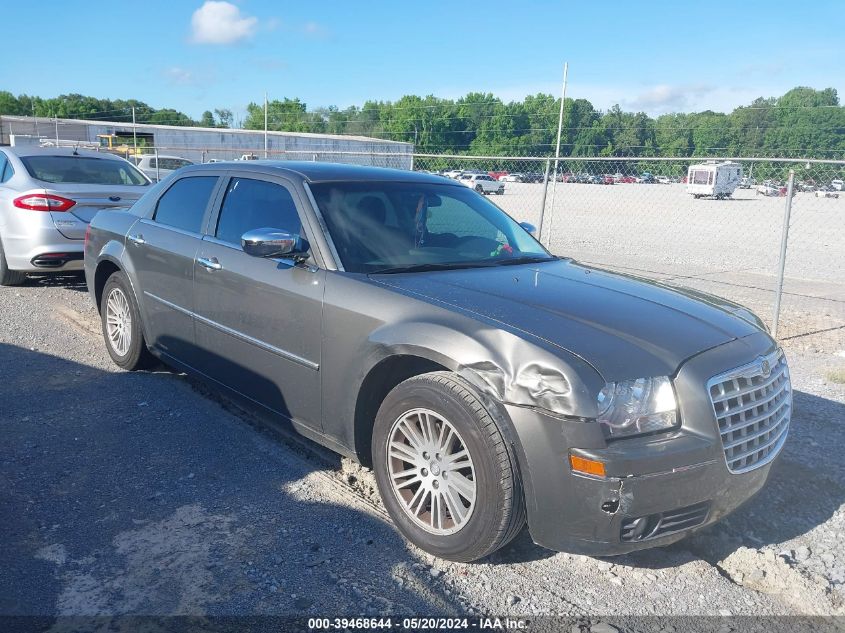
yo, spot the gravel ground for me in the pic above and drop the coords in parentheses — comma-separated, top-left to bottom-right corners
(1, 267, 844, 630)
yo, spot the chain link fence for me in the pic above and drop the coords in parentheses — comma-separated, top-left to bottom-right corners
(408, 155, 844, 350)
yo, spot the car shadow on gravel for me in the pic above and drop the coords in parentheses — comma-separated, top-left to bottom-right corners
(0, 343, 469, 621)
(20, 272, 87, 292)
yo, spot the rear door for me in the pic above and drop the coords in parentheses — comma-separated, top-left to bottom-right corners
(192, 173, 324, 430)
(128, 174, 223, 364)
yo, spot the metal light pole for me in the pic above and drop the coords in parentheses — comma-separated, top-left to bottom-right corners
(771, 169, 795, 339)
(264, 92, 269, 159)
(540, 63, 568, 247)
(132, 106, 138, 156)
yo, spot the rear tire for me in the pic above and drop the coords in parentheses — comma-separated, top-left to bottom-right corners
(100, 271, 154, 370)
(372, 371, 525, 562)
(0, 237, 27, 286)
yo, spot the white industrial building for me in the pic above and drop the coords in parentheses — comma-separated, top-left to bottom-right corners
(0, 115, 414, 169)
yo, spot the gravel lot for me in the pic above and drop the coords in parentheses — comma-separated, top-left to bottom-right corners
(1, 233, 844, 629)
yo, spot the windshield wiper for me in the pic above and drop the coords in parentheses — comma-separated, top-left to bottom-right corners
(370, 255, 556, 274)
(489, 255, 558, 266)
(370, 261, 494, 274)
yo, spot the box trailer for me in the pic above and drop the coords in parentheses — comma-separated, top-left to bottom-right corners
(686, 161, 743, 199)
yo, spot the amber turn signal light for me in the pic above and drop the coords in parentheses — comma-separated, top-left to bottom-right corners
(569, 454, 606, 478)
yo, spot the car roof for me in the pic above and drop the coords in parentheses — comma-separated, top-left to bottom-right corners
(2, 146, 127, 161)
(177, 160, 454, 185)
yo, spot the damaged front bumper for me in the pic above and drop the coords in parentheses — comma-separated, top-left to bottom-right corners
(505, 331, 783, 556)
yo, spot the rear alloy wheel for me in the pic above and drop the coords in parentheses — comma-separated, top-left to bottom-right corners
(100, 271, 154, 370)
(475, 184, 484, 194)
(372, 372, 525, 561)
(0, 237, 27, 286)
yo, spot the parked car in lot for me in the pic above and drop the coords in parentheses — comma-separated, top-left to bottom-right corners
(85, 162, 790, 562)
(0, 146, 151, 285)
(457, 173, 504, 195)
(756, 182, 781, 197)
(831, 179, 844, 191)
(133, 155, 194, 182)
(443, 169, 464, 179)
(815, 187, 840, 199)
(500, 173, 524, 182)
(522, 171, 544, 183)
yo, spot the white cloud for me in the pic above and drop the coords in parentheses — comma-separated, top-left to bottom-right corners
(191, 1, 258, 45)
(621, 84, 716, 114)
(302, 21, 329, 38)
(164, 67, 195, 85)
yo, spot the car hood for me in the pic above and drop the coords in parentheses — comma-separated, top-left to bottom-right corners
(371, 259, 761, 381)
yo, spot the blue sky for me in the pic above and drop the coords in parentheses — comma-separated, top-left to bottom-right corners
(4, 1, 843, 121)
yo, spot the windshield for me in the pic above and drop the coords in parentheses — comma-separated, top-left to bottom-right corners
(21, 155, 150, 186)
(310, 181, 552, 274)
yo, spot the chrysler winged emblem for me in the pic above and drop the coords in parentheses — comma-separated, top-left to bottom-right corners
(760, 359, 771, 378)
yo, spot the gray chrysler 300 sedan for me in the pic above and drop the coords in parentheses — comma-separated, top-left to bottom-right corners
(84, 162, 791, 562)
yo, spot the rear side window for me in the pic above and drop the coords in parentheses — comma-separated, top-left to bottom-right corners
(20, 155, 149, 185)
(215, 177, 302, 246)
(0, 152, 12, 183)
(154, 176, 218, 233)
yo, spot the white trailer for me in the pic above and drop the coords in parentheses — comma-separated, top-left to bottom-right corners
(686, 161, 743, 199)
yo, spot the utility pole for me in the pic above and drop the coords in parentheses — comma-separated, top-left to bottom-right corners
(540, 63, 568, 246)
(264, 92, 269, 159)
(132, 106, 138, 156)
(54, 115, 59, 146)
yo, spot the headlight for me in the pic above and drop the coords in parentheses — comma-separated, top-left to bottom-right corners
(596, 376, 678, 439)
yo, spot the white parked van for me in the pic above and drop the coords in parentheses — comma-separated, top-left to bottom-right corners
(133, 155, 194, 182)
(686, 162, 742, 199)
(831, 179, 844, 191)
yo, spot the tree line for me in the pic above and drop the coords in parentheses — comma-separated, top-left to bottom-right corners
(1, 87, 843, 159)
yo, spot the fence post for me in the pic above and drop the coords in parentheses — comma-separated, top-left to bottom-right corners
(538, 159, 551, 239)
(771, 169, 795, 339)
(154, 147, 160, 182)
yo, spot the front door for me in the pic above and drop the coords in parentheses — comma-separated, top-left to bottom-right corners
(192, 174, 324, 430)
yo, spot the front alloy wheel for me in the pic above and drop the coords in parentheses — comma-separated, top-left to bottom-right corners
(372, 372, 525, 561)
(387, 408, 476, 535)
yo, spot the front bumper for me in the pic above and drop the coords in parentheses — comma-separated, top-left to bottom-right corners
(508, 331, 783, 555)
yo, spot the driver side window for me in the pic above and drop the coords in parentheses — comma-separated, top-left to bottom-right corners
(426, 195, 499, 241)
(215, 177, 303, 247)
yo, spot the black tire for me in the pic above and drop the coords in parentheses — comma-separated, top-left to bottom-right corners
(100, 271, 154, 370)
(0, 237, 27, 286)
(475, 184, 484, 194)
(372, 371, 525, 562)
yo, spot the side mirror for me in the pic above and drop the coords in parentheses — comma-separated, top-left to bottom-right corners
(519, 221, 537, 236)
(242, 228, 309, 261)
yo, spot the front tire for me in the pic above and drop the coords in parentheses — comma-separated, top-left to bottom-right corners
(100, 271, 154, 370)
(372, 372, 525, 562)
(0, 237, 27, 286)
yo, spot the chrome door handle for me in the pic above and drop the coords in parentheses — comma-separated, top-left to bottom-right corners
(127, 234, 145, 246)
(197, 256, 222, 271)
